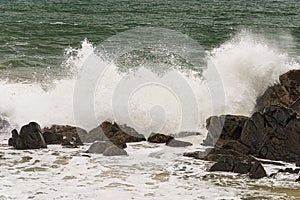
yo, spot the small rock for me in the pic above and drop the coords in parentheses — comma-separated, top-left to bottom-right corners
(249, 162, 267, 179)
(166, 139, 192, 147)
(175, 131, 200, 138)
(210, 160, 234, 172)
(148, 133, 174, 143)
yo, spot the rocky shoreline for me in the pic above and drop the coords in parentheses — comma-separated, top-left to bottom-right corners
(2, 69, 300, 192)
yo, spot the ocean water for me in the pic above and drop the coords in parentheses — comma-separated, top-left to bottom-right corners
(0, 0, 299, 132)
(0, 1, 300, 199)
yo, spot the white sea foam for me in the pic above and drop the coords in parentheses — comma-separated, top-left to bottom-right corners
(0, 31, 298, 136)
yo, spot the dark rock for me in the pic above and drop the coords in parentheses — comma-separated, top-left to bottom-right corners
(43, 131, 63, 145)
(101, 122, 146, 144)
(240, 105, 300, 163)
(175, 131, 200, 138)
(210, 159, 234, 172)
(296, 176, 300, 182)
(209, 157, 266, 179)
(148, 133, 174, 143)
(84, 125, 106, 143)
(43, 125, 86, 147)
(9, 122, 47, 149)
(278, 168, 300, 174)
(103, 145, 128, 156)
(255, 69, 300, 114)
(87, 141, 112, 154)
(240, 112, 266, 154)
(215, 140, 250, 155)
(85, 122, 146, 147)
(9, 129, 26, 149)
(166, 139, 192, 147)
(233, 161, 252, 174)
(249, 162, 267, 179)
(203, 115, 248, 146)
(20, 122, 47, 149)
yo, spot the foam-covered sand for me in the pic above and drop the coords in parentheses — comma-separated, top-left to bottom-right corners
(1, 135, 299, 199)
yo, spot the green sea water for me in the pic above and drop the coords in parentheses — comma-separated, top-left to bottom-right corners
(0, 0, 299, 74)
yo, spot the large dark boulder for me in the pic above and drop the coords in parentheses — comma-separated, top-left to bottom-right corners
(255, 69, 300, 114)
(241, 105, 300, 162)
(240, 112, 266, 154)
(9, 122, 47, 149)
(148, 133, 174, 143)
(203, 115, 248, 146)
(43, 125, 86, 147)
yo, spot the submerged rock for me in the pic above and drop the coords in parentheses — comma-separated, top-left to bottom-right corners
(166, 139, 192, 147)
(175, 131, 200, 138)
(9, 122, 47, 149)
(148, 133, 174, 143)
(103, 145, 128, 156)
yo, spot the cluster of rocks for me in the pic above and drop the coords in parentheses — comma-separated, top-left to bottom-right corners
(6, 69, 300, 180)
(8, 120, 193, 156)
(185, 69, 300, 179)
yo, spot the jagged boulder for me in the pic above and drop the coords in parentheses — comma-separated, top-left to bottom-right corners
(203, 115, 248, 146)
(255, 69, 300, 114)
(8, 122, 47, 149)
(241, 105, 300, 162)
(43, 125, 86, 147)
(85, 122, 146, 147)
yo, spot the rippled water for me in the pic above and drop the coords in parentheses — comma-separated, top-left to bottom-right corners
(0, 0, 299, 72)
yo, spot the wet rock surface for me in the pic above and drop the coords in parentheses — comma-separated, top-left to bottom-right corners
(203, 115, 248, 146)
(8, 122, 47, 149)
(43, 125, 86, 147)
(148, 133, 174, 143)
(166, 139, 193, 147)
(255, 69, 300, 114)
(85, 122, 146, 147)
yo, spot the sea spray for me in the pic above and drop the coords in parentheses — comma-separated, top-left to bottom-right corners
(0, 30, 298, 137)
